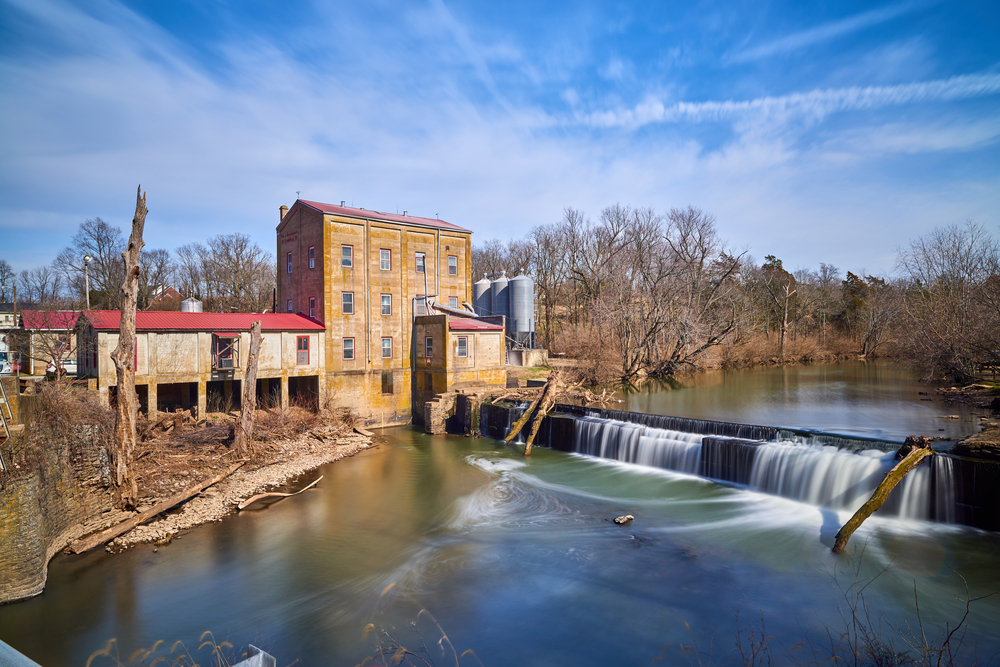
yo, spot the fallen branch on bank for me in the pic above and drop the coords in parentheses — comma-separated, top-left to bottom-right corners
(237, 475, 323, 510)
(832, 436, 934, 554)
(68, 460, 246, 554)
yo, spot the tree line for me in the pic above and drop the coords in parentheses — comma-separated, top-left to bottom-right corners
(2, 217, 276, 313)
(473, 207, 1000, 383)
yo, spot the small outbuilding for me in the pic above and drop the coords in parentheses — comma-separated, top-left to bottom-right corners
(78, 311, 325, 419)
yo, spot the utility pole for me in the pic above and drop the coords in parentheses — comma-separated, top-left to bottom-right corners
(83, 254, 93, 310)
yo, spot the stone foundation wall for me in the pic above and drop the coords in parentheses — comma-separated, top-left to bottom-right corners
(0, 428, 115, 603)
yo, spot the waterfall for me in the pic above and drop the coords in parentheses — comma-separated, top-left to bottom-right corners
(574, 417, 703, 474)
(560, 414, 962, 524)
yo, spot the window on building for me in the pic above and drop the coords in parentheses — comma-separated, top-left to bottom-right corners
(457, 336, 468, 357)
(415, 253, 425, 273)
(449, 297, 458, 308)
(381, 370, 394, 394)
(212, 335, 240, 370)
(381, 337, 392, 359)
(308, 246, 315, 269)
(415, 295, 426, 316)
(342, 292, 354, 315)
(380, 249, 391, 271)
(287, 300, 293, 312)
(343, 337, 355, 360)
(286, 252, 292, 274)
(341, 245, 353, 268)
(297, 336, 310, 365)
(425, 336, 433, 358)
(448, 255, 458, 275)
(381, 294, 391, 315)
(309, 297, 316, 318)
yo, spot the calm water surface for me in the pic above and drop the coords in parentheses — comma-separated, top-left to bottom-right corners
(619, 361, 984, 441)
(1, 362, 997, 666)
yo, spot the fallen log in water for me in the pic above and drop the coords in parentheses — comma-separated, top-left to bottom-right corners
(502, 371, 563, 455)
(68, 461, 246, 554)
(237, 475, 323, 510)
(832, 436, 934, 554)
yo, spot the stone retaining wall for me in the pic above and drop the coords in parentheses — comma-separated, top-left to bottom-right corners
(0, 428, 115, 603)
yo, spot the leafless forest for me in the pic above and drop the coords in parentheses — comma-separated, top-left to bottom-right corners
(473, 206, 1000, 384)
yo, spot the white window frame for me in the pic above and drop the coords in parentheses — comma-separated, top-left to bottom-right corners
(343, 337, 355, 360)
(342, 292, 354, 315)
(381, 337, 392, 359)
(380, 249, 391, 271)
(457, 336, 468, 358)
(341, 245, 353, 268)
(381, 294, 391, 315)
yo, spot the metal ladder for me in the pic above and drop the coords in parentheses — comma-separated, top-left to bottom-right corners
(0, 380, 11, 472)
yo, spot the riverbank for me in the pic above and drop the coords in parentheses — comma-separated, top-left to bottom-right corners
(108, 428, 375, 550)
(0, 389, 377, 602)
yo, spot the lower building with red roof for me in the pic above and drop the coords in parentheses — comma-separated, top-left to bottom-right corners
(78, 310, 326, 419)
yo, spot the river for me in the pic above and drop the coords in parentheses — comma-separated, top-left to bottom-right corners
(1, 361, 998, 666)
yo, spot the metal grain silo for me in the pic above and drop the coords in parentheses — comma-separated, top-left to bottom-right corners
(473, 275, 493, 316)
(180, 297, 203, 313)
(491, 271, 509, 325)
(509, 274, 534, 338)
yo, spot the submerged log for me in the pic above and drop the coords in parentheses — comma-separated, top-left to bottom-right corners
(832, 436, 934, 554)
(237, 475, 323, 510)
(68, 461, 245, 554)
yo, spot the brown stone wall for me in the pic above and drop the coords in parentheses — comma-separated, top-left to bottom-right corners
(0, 429, 114, 603)
(277, 204, 325, 319)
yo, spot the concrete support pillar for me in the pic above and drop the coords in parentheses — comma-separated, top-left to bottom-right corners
(147, 383, 158, 421)
(197, 379, 207, 418)
(280, 376, 289, 409)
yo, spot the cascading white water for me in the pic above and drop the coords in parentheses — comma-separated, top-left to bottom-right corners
(570, 416, 960, 523)
(575, 417, 702, 474)
(748, 443, 888, 512)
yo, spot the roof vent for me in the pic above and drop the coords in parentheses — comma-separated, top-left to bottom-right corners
(403, 211, 407, 216)
(341, 201, 345, 206)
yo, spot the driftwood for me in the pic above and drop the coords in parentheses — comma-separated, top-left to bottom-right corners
(832, 436, 934, 554)
(68, 461, 245, 554)
(108, 186, 147, 510)
(503, 371, 563, 456)
(234, 321, 263, 459)
(237, 475, 323, 510)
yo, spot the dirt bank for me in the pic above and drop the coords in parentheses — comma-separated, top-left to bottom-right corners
(109, 430, 374, 550)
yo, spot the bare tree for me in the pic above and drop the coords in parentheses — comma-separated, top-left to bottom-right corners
(174, 234, 274, 312)
(54, 218, 126, 309)
(0, 260, 14, 301)
(530, 221, 568, 347)
(109, 187, 147, 510)
(895, 221, 1000, 379)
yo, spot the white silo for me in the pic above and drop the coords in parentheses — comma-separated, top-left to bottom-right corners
(473, 275, 493, 316)
(508, 274, 534, 346)
(490, 271, 509, 326)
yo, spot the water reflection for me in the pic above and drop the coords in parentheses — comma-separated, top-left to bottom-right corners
(619, 361, 982, 440)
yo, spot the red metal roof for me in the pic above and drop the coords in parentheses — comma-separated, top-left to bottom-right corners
(21, 310, 81, 330)
(448, 318, 504, 331)
(82, 311, 325, 332)
(296, 199, 472, 234)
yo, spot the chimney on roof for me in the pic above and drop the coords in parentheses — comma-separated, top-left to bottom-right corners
(279, 205, 288, 221)
(341, 200, 345, 206)
(403, 211, 407, 216)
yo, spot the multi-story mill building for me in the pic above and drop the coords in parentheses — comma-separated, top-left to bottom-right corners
(276, 199, 499, 426)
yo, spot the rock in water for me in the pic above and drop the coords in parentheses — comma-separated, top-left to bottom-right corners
(614, 514, 634, 525)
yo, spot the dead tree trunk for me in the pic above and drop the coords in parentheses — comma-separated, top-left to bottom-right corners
(234, 321, 262, 459)
(832, 436, 934, 554)
(108, 186, 147, 510)
(502, 371, 562, 455)
(523, 374, 563, 456)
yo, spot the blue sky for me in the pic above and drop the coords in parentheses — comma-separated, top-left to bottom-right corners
(1, 0, 998, 277)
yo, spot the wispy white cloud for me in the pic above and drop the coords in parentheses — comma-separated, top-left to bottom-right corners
(577, 72, 1000, 130)
(730, 0, 932, 63)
